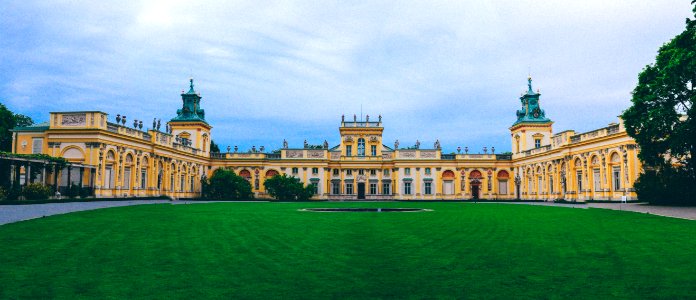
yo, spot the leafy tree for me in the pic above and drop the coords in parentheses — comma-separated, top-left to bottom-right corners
(210, 140, 220, 153)
(263, 174, 315, 201)
(621, 3, 696, 205)
(202, 168, 253, 200)
(0, 103, 34, 151)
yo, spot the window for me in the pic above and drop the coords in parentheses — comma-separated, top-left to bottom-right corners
(333, 169, 339, 176)
(357, 138, 365, 156)
(346, 145, 352, 156)
(170, 174, 174, 191)
(370, 169, 376, 176)
(292, 167, 298, 175)
(32, 138, 43, 154)
(549, 176, 554, 194)
(190, 176, 195, 191)
(346, 183, 353, 194)
(358, 169, 364, 175)
(346, 169, 352, 176)
(370, 183, 377, 195)
(498, 180, 508, 195)
(105, 166, 113, 189)
(310, 183, 318, 194)
(535, 139, 541, 148)
(141, 168, 147, 189)
(312, 167, 319, 175)
(382, 183, 391, 195)
(124, 167, 131, 189)
(332, 181, 340, 194)
(576, 171, 583, 192)
(425, 168, 431, 175)
(613, 166, 621, 190)
(180, 174, 184, 191)
(404, 182, 412, 195)
(593, 169, 601, 191)
(383, 169, 390, 176)
(405, 168, 411, 175)
(371, 145, 377, 156)
(424, 182, 432, 195)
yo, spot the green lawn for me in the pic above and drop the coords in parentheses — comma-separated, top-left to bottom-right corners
(0, 202, 694, 299)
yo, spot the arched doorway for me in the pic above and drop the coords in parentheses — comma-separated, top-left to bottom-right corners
(497, 170, 509, 196)
(470, 170, 482, 200)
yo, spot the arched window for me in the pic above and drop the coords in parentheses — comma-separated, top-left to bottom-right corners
(497, 170, 509, 195)
(239, 170, 252, 181)
(357, 138, 365, 156)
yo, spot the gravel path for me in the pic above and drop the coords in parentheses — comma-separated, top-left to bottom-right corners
(1, 200, 694, 226)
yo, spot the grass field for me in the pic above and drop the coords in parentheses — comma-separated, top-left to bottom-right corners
(0, 202, 694, 299)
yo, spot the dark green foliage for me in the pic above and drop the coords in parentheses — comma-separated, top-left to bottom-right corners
(263, 174, 315, 201)
(210, 140, 220, 153)
(4, 185, 22, 201)
(0, 203, 694, 299)
(22, 183, 51, 200)
(79, 186, 91, 198)
(66, 184, 80, 199)
(621, 5, 696, 204)
(0, 103, 34, 151)
(202, 168, 253, 200)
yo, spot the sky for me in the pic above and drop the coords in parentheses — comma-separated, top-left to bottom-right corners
(1, 1, 693, 153)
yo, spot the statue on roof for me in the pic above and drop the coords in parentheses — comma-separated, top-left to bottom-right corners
(378, 114, 382, 122)
(156, 119, 161, 131)
(366, 115, 369, 122)
(434, 139, 441, 149)
(283, 139, 288, 149)
(323, 140, 328, 149)
(353, 114, 357, 122)
(304, 139, 308, 148)
(416, 140, 420, 149)
(341, 114, 345, 122)
(394, 139, 399, 149)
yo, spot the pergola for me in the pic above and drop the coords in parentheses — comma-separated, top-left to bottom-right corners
(0, 154, 96, 196)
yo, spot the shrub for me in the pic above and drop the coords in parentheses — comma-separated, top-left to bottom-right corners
(6, 185, 22, 201)
(203, 169, 254, 200)
(264, 174, 315, 201)
(0, 186, 6, 201)
(22, 183, 52, 200)
(79, 186, 91, 198)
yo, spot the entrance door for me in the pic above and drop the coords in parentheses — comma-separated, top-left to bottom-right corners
(357, 182, 366, 199)
(471, 184, 480, 200)
(443, 181, 453, 195)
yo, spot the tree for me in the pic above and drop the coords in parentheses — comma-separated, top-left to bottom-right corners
(0, 103, 34, 151)
(210, 140, 220, 153)
(621, 3, 696, 205)
(202, 168, 253, 200)
(263, 174, 315, 201)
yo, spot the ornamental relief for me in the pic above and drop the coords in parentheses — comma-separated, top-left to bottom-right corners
(399, 151, 416, 158)
(369, 136, 378, 142)
(287, 150, 304, 158)
(307, 150, 324, 158)
(382, 153, 392, 159)
(330, 152, 341, 160)
(420, 151, 436, 158)
(61, 113, 86, 126)
(344, 136, 354, 142)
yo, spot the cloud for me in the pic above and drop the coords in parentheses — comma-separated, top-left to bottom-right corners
(1, 0, 693, 152)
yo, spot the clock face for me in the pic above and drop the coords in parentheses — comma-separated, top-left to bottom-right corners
(533, 111, 540, 118)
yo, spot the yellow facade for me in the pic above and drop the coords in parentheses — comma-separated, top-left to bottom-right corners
(12, 79, 640, 201)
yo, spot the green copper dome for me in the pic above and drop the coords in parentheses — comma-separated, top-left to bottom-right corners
(512, 76, 551, 126)
(170, 78, 207, 124)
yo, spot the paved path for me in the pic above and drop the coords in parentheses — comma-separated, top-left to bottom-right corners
(1, 200, 694, 226)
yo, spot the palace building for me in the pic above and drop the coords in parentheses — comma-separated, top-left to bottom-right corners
(11, 77, 640, 201)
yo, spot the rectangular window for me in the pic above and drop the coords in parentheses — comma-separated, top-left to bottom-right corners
(311, 183, 318, 194)
(141, 168, 147, 189)
(593, 169, 601, 192)
(180, 174, 184, 191)
(124, 167, 131, 189)
(424, 182, 432, 195)
(346, 145, 352, 156)
(370, 169, 376, 176)
(538, 177, 542, 194)
(32, 138, 43, 154)
(405, 168, 411, 175)
(105, 166, 113, 189)
(358, 169, 364, 175)
(170, 174, 174, 191)
(371, 145, 377, 156)
(613, 167, 621, 190)
(425, 168, 431, 175)
(333, 169, 339, 176)
(576, 171, 583, 192)
(370, 183, 377, 195)
(292, 167, 298, 174)
(535, 139, 541, 148)
(498, 180, 508, 195)
(346, 183, 353, 194)
(312, 167, 319, 175)
(383, 169, 390, 176)
(382, 183, 391, 195)
(332, 182, 340, 194)
(404, 182, 412, 195)
(549, 176, 554, 194)
(346, 169, 352, 176)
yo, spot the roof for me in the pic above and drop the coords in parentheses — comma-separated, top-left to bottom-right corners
(12, 122, 50, 132)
